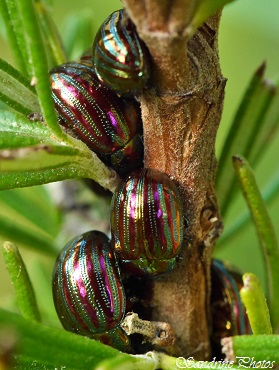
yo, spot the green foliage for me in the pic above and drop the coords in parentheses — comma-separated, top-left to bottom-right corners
(15, 0, 64, 137)
(233, 156, 279, 332)
(0, 156, 62, 255)
(218, 169, 279, 247)
(0, 58, 40, 114)
(240, 273, 272, 335)
(0, 110, 119, 192)
(62, 10, 95, 61)
(190, 0, 235, 33)
(34, 0, 67, 67)
(228, 335, 279, 362)
(0, 0, 31, 75)
(2, 242, 41, 322)
(0, 308, 129, 369)
(216, 64, 279, 217)
(0, 0, 120, 195)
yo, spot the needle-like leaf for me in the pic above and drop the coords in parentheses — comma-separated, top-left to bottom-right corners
(222, 335, 279, 363)
(216, 64, 278, 217)
(188, 0, 236, 34)
(0, 308, 131, 369)
(0, 0, 30, 76)
(15, 0, 66, 139)
(240, 273, 272, 335)
(0, 110, 120, 193)
(34, 0, 67, 68)
(2, 242, 41, 322)
(0, 185, 61, 255)
(233, 156, 279, 333)
(62, 10, 94, 61)
(217, 169, 279, 247)
(0, 58, 40, 114)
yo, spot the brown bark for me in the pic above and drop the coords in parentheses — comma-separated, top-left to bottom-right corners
(123, 0, 226, 359)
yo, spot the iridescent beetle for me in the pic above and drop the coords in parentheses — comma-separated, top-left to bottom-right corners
(110, 168, 184, 276)
(92, 9, 151, 95)
(50, 62, 143, 175)
(211, 259, 251, 357)
(52, 230, 131, 351)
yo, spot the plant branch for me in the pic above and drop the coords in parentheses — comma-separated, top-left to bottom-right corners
(123, 0, 193, 92)
(122, 1, 225, 358)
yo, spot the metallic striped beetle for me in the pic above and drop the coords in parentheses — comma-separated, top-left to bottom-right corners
(110, 168, 184, 276)
(52, 230, 130, 351)
(50, 62, 143, 174)
(92, 9, 151, 95)
(211, 259, 251, 357)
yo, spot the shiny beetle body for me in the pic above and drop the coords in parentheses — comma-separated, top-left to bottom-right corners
(108, 134, 143, 175)
(211, 259, 251, 357)
(50, 62, 143, 174)
(92, 9, 151, 95)
(52, 230, 129, 349)
(110, 168, 184, 275)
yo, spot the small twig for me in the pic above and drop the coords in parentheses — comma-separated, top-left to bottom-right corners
(121, 312, 176, 348)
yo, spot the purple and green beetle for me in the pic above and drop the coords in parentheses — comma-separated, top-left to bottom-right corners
(211, 259, 251, 357)
(110, 168, 185, 276)
(52, 230, 131, 351)
(92, 9, 151, 95)
(50, 62, 143, 175)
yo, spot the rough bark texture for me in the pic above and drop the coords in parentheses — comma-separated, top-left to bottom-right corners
(123, 0, 226, 359)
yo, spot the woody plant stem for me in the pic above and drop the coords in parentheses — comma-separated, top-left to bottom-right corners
(123, 0, 225, 359)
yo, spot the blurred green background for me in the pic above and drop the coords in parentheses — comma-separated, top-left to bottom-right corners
(0, 0, 278, 325)
(216, 0, 279, 286)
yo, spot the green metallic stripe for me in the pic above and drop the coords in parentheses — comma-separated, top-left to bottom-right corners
(53, 70, 130, 151)
(61, 244, 87, 331)
(66, 242, 96, 332)
(51, 74, 107, 151)
(56, 73, 103, 134)
(90, 242, 109, 332)
(137, 170, 145, 257)
(146, 178, 160, 258)
(102, 249, 124, 325)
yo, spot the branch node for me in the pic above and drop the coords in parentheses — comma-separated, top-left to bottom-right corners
(121, 312, 176, 348)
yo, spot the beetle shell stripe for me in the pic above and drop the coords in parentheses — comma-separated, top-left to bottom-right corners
(92, 9, 151, 95)
(211, 259, 251, 356)
(110, 168, 184, 275)
(52, 230, 126, 336)
(50, 62, 142, 154)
